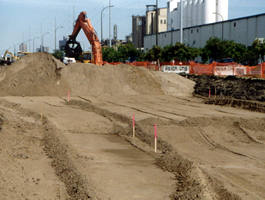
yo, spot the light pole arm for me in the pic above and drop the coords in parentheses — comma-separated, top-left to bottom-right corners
(101, 5, 114, 43)
(213, 12, 224, 21)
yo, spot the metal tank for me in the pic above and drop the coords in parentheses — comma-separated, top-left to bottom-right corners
(197, 0, 203, 25)
(192, 0, 198, 26)
(216, 0, 228, 22)
(183, 0, 188, 28)
(187, 0, 192, 27)
(204, 0, 216, 24)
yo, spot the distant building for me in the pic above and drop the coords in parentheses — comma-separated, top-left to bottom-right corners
(113, 24, 118, 41)
(59, 36, 68, 51)
(144, 13, 265, 50)
(37, 45, 49, 53)
(19, 43, 27, 52)
(126, 34, 133, 43)
(167, 0, 228, 31)
(132, 16, 146, 48)
(146, 6, 167, 35)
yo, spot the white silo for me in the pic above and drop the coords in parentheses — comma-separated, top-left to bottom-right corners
(176, 2, 181, 29)
(183, 0, 188, 27)
(192, 0, 198, 26)
(216, 0, 228, 22)
(204, 0, 216, 24)
(187, 0, 192, 27)
(197, 0, 203, 25)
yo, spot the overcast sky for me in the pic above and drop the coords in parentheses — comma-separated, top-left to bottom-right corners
(1, 0, 265, 54)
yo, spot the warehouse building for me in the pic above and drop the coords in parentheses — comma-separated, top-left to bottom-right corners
(144, 13, 265, 51)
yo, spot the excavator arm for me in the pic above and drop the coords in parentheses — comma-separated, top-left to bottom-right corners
(65, 11, 103, 66)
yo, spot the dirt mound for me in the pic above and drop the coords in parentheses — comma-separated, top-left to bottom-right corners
(0, 53, 68, 96)
(61, 63, 164, 97)
(0, 53, 194, 97)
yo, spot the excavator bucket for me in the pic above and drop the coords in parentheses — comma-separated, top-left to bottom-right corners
(64, 38, 83, 60)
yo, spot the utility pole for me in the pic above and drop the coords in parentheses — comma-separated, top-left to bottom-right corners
(213, 12, 224, 40)
(33, 37, 39, 53)
(155, 0, 158, 46)
(54, 18, 63, 52)
(101, 5, 114, 44)
(180, 0, 183, 44)
(109, 0, 112, 47)
(54, 17, 57, 50)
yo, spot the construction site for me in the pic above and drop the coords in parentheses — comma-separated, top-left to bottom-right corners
(0, 6, 265, 200)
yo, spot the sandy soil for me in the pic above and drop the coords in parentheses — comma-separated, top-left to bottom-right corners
(0, 53, 264, 200)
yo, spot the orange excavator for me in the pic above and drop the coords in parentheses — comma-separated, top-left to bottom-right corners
(65, 11, 103, 66)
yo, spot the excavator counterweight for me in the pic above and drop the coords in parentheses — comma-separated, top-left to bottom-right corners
(65, 11, 103, 66)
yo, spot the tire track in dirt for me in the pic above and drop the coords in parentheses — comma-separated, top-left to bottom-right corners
(105, 100, 175, 121)
(0, 100, 94, 200)
(67, 98, 241, 200)
(198, 128, 255, 159)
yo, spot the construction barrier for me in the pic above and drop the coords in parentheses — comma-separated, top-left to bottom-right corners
(105, 61, 265, 79)
(162, 65, 190, 74)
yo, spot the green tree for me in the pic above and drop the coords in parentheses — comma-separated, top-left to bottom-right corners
(145, 46, 162, 61)
(102, 42, 145, 62)
(52, 50, 64, 60)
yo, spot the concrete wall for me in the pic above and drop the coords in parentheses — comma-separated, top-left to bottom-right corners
(144, 13, 265, 51)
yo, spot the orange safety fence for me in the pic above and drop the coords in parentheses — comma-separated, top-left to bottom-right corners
(104, 60, 265, 78)
(246, 64, 265, 78)
(189, 61, 214, 75)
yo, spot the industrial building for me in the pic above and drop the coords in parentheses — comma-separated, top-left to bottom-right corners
(132, 6, 167, 48)
(132, 16, 146, 49)
(19, 43, 27, 52)
(144, 12, 265, 51)
(167, 0, 228, 30)
(146, 6, 167, 35)
(59, 36, 68, 51)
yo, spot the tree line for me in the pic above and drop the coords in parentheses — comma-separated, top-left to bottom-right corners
(102, 38, 265, 65)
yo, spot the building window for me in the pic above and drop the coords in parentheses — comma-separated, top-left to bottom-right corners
(161, 19, 163, 24)
(234, 22, 237, 27)
(191, 29, 193, 34)
(197, 28, 199, 33)
(164, 19, 166, 24)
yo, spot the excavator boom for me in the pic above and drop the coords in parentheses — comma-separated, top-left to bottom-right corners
(65, 11, 103, 66)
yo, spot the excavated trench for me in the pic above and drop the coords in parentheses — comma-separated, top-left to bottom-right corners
(0, 116, 3, 131)
(41, 117, 92, 200)
(182, 74, 265, 112)
(67, 98, 242, 200)
(0, 100, 92, 200)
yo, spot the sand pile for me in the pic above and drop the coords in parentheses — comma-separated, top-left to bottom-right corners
(0, 53, 194, 97)
(0, 53, 68, 96)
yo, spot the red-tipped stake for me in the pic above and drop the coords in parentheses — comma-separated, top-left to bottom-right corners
(67, 90, 70, 102)
(154, 124, 157, 153)
(132, 114, 135, 138)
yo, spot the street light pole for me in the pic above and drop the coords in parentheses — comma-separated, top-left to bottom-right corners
(155, 0, 158, 46)
(180, 0, 183, 44)
(54, 18, 63, 51)
(41, 32, 49, 52)
(33, 37, 39, 53)
(213, 12, 224, 40)
(109, 0, 112, 47)
(101, 5, 114, 44)
(27, 39, 32, 52)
